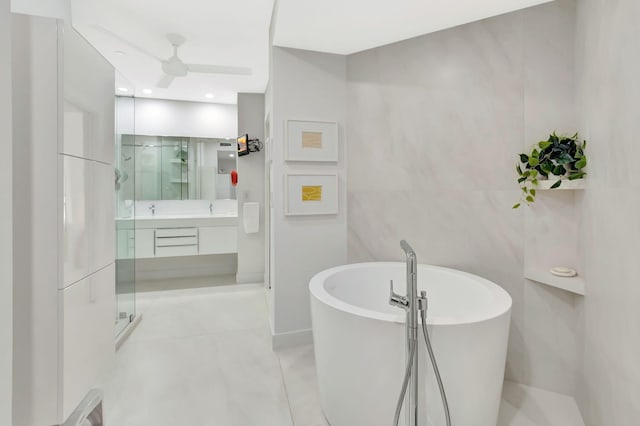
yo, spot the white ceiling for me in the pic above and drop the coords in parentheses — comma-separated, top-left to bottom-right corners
(71, 0, 274, 104)
(272, 0, 553, 55)
(71, 0, 552, 104)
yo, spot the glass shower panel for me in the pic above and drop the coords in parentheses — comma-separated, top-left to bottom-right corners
(115, 95, 136, 337)
(160, 137, 189, 200)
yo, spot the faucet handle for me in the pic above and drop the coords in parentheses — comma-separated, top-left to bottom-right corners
(389, 280, 409, 311)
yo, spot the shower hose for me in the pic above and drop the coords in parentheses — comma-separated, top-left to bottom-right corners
(392, 309, 451, 426)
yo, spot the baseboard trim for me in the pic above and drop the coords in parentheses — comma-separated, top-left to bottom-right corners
(236, 272, 264, 284)
(272, 328, 313, 350)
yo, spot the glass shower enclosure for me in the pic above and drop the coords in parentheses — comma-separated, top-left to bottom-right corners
(115, 95, 136, 337)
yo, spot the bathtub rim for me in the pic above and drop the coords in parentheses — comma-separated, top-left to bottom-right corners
(309, 262, 512, 326)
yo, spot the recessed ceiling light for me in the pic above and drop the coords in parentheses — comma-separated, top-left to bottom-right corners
(142, 89, 153, 95)
(205, 93, 214, 99)
(117, 87, 129, 92)
(229, 153, 235, 158)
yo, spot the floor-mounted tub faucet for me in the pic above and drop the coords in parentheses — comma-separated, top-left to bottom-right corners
(389, 240, 450, 426)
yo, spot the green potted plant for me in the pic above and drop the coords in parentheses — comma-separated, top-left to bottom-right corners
(513, 132, 587, 208)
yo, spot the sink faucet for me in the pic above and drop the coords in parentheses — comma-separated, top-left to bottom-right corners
(149, 204, 155, 215)
(209, 203, 213, 214)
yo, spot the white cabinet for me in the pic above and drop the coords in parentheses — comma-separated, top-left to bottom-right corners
(14, 17, 116, 426)
(132, 222, 238, 258)
(62, 264, 115, 420)
(63, 155, 90, 287)
(62, 22, 114, 163)
(92, 161, 115, 270)
(135, 229, 156, 259)
(199, 226, 237, 254)
(63, 157, 115, 287)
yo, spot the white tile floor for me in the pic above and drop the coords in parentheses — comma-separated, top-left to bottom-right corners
(103, 279, 584, 426)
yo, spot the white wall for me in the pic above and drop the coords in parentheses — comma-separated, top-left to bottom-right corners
(236, 93, 266, 283)
(11, 16, 61, 425)
(346, 0, 580, 395)
(269, 47, 347, 346)
(0, 1, 12, 423)
(134, 98, 237, 139)
(575, 0, 640, 424)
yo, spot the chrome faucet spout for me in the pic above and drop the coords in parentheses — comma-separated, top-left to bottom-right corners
(149, 204, 155, 215)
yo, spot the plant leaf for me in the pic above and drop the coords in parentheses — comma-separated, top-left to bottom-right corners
(550, 180, 562, 189)
(575, 156, 587, 169)
(512, 203, 521, 209)
(520, 154, 529, 163)
(538, 141, 552, 150)
(517, 164, 523, 175)
(529, 157, 539, 167)
(553, 165, 566, 176)
(526, 196, 534, 203)
(518, 177, 527, 183)
(530, 189, 536, 197)
(569, 172, 586, 180)
(556, 152, 574, 165)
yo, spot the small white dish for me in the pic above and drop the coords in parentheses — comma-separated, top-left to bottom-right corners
(550, 266, 577, 278)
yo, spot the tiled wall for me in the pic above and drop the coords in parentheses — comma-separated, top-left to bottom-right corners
(347, 0, 581, 395)
(575, 0, 640, 424)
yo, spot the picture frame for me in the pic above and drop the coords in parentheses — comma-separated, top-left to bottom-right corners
(285, 120, 339, 162)
(284, 172, 339, 216)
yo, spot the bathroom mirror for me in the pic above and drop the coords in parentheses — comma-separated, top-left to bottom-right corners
(119, 135, 237, 201)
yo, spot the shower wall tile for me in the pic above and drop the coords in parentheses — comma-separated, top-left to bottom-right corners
(347, 0, 580, 395)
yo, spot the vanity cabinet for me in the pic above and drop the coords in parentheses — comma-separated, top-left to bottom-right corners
(132, 219, 238, 259)
(199, 226, 237, 254)
(135, 229, 155, 258)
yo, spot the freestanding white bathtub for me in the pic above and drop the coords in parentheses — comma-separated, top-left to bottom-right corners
(309, 262, 512, 426)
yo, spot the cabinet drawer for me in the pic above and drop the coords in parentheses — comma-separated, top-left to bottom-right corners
(156, 245, 198, 257)
(155, 236, 198, 247)
(155, 227, 197, 238)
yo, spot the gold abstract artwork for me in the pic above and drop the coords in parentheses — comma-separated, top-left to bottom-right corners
(301, 185, 323, 201)
(301, 131, 323, 149)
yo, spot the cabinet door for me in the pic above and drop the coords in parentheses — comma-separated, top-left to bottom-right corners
(62, 23, 114, 163)
(135, 229, 155, 258)
(62, 264, 115, 421)
(91, 161, 115, 271)
(63, 155, 91, 288)
(199, 226, 237, 254)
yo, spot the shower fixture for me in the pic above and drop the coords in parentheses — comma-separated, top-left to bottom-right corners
(389, 240, 451, 426)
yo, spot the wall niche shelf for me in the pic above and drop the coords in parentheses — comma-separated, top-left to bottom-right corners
(523, 177, 585, 298)
(525, 268, 585, 296)
(536, 179, 585, 190)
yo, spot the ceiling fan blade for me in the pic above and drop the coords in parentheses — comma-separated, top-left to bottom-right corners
(186, 64, 252, 76)
(92, 24, 163, 62)
(156, 74, 175, 88)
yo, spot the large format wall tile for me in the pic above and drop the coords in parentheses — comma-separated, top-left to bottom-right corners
(347, 0, 580, 395)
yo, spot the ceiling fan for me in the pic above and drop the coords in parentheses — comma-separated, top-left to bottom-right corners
(156, 33, 252, 88)
(94, 26, 253, 89)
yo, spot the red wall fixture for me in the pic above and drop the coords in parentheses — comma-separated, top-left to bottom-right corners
(231, 170, 238, 187)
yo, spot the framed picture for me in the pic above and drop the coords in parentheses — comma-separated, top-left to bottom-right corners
(285, 120, 339, 162)
(284, 173, 339, 216)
